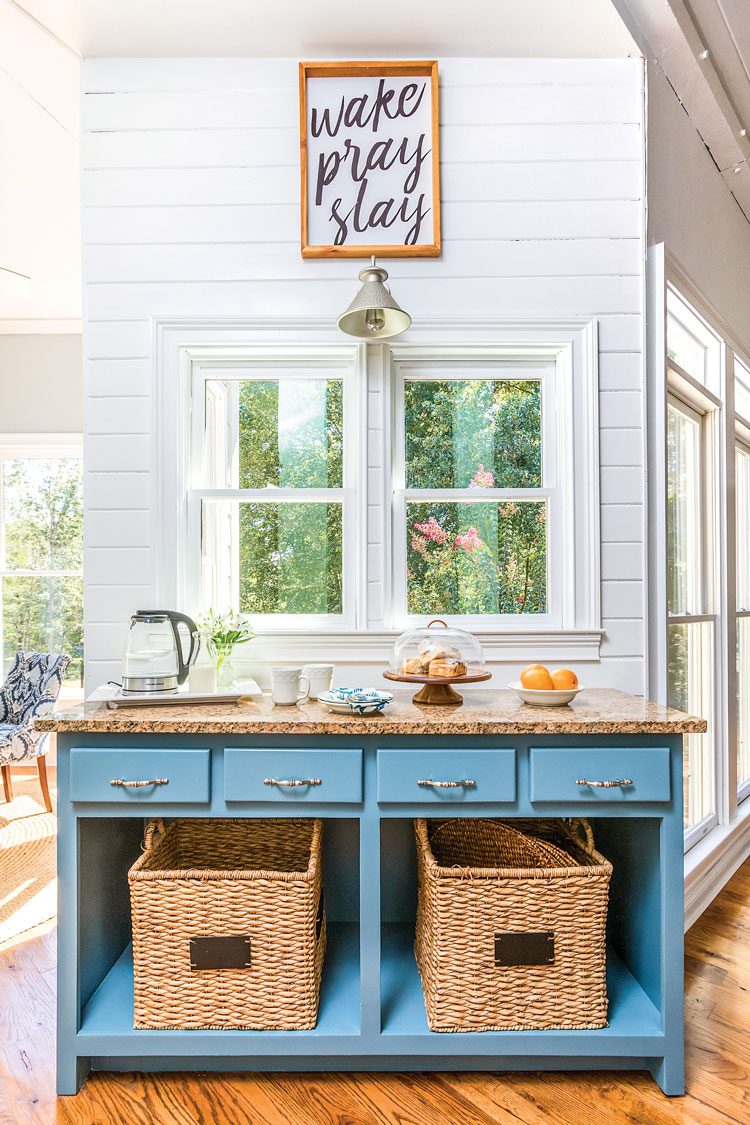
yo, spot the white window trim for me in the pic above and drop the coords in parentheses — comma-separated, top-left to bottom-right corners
(154, 317, 602, 664)
(185, 348, 364, 632)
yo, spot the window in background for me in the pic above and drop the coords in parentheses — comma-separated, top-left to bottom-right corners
(0, 441, 83, 688)
(190, 359, 357, 628)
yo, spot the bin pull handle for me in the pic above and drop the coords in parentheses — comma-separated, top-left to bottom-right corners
(575, 778, 633, 788)
(418, 778, 477, 789)
(263, 777, 322, 787)
(110, 777, 169, 788)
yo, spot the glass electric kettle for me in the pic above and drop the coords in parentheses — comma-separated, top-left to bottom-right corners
(121, 610, 199, 694)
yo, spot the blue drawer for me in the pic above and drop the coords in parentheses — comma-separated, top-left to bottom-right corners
(224, 748, 363, 803)
(530, 747, 671, 803)
(70, 748, 210, 804)
(377, 749, 516, 804)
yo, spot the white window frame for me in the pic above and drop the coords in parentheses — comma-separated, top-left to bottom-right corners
(155, 318, 601, 664)
(389, 349, 570, 631)
(184, 344, 365, 632)
(735, 393, 750, 805)
(0, 432, 84, 688)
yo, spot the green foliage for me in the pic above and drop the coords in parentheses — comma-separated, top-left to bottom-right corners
(407, 502, 547, 616)
(235, 380, 343, 614)
(238, 503, 342, 615)
(239, 379, 343, 489)
(230, 375, 546, 619)
(2, 458, 83, 684)
(405, 379, 541, 489)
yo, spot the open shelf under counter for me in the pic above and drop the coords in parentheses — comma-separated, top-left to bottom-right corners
(79, 923, 361, 1054)
(380, 924, 664, 1053)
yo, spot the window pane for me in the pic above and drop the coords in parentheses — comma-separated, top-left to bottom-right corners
(735, 356, 750, 421)
(202, 500, 342, 615)
(737, 446, 750, 612)
(1, 457, 83, 571)
(404, 379, 542, 489)
(738, 617, 750, 790)
(204, 377, 343, 489)
(666, 314, 707, 382)
(2, 576, 83, 686)
(666, 288, 720, 389)
(667, 404, 702, 615)
(406, 500, 547, 615)
(668, 620, 715, 828)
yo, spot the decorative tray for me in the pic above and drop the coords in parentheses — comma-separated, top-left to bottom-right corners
(90, 682, 261, 709)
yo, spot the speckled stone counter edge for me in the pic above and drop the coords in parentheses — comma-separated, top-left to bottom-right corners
(37, 687, 707, 735)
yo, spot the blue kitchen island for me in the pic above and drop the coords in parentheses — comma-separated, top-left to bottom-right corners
(39, 688, 705, 1097)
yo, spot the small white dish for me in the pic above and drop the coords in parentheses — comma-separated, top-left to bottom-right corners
(507, 681, 583, 707)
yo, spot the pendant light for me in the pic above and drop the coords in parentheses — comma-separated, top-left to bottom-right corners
(337, 256, 412, 339)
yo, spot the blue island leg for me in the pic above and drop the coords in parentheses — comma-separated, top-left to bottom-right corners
(56, 739, 91, 1094)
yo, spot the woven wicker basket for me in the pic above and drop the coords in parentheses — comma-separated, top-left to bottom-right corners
(414, 817, 612, 1032)
(128, 817, 325, 1030)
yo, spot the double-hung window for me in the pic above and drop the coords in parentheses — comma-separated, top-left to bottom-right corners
(165, 321, 599, 654)
(187, 346, 363, 630)
(392, 356, 559, 626)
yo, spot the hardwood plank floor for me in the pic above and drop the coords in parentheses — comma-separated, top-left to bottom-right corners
(0, 862, 748, 1124)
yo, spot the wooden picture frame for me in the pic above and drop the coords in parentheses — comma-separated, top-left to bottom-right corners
(299, 60, 441, 259)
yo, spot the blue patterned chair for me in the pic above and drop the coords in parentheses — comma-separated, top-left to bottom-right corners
(0, 651, 70, 813)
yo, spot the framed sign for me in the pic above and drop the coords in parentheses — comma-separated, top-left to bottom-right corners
(299, 60, 440, 259)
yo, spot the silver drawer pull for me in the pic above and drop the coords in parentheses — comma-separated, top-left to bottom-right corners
(417, 778, 477, 789)
(263, 777, 322, 787)
(575, 778, 633, 788)
(110, 777, 169, 788)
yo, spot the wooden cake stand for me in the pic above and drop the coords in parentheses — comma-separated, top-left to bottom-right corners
(383, 669, 492, 706)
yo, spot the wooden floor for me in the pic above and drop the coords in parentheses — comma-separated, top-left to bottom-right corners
(0, 863, 748, 1125)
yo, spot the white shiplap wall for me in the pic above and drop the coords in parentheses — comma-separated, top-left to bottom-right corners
(81, 57, 646, 694)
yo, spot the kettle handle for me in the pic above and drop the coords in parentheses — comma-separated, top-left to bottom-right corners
(168, 612, 199, 686)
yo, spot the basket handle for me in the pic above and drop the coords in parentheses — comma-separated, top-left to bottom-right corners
(142, 817, 166, 852)
(425, 619, 448, 629)
(569, 817, 595, 855)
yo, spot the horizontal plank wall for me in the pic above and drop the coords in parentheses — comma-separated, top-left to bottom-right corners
(81, 57, 646, 694)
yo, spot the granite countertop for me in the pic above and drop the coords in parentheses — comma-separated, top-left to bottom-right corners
(36, 688, 707, 736)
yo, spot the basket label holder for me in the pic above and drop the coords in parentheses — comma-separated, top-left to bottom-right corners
(494, 931, 555, 966)
(189, 935, 252, 971)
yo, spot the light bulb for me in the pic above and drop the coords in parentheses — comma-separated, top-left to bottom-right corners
(365, 308, 386, 333)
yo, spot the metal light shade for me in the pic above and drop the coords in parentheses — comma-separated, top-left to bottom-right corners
(337, 258, 411, 340)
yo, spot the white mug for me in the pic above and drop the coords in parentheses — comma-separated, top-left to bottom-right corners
(302, 663, 335, 700)
(271, 666, 310, 706)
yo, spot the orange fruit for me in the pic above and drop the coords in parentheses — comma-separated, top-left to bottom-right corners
(551, 668, 578, 690)
(520, 664, 554, 690)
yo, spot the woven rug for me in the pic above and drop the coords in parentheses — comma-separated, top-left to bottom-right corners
(0, 773, 57, 951)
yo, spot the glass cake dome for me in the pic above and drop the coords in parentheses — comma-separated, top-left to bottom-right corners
(388, 619, 486, 680)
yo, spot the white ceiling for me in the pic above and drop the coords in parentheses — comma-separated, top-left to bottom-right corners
(10, 0, 639, 59)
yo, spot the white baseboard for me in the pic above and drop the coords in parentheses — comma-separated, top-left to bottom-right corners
(684, 802, 750, 930)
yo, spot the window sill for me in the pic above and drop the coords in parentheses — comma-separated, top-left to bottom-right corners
(239, 629, 603, 666)
(684, 798, 750, 930)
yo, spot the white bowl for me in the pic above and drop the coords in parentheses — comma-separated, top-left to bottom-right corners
(507, 681, 583, 707)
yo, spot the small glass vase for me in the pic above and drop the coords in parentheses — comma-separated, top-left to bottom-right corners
(216, 653, 236, 689)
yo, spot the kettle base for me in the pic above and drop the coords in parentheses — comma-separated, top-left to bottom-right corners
(121, 675, 179, 695)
